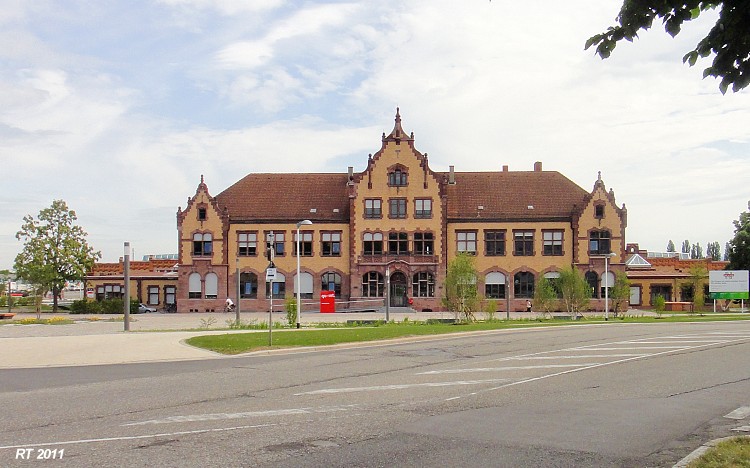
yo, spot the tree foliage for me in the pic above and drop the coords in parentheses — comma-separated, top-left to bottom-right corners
(727, 209, 750, 270)
(14, 200, 100, 313)
(690, 242, 704, 259)
(586, 2, 750, 93)
(442, 253, 479, 322)
(609, 271, 631, 318)
(706, 241, 722, 260)
(557, 267, 592, 319)
(534, 276, 558, 318)
(682, 239, 691, 254)
(685, 264, 708, 311)
(667, 240, 676, 252)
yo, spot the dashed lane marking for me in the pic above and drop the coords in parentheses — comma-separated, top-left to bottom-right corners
(416, 364, 602, 375)
(295, 378, 512, 395)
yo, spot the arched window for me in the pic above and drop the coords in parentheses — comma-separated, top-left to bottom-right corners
(514, 271, 535, 298)
(589, 230, 611, 255)
(294, 272, 314, 299)
(192, 232, 213, 256)
(266, 272, 286, 299)
(412, 272, 435, 297)
(585, 271, 599, 298)
(388, 168, 408, 186)
(544, 271, 562, 298)
(601, 271, 615, 298)
(240, 272, 257, 298)
(188, 273, 202, 299)
(485, 272, 506, 299)
(362, 271, 384, 297)
(205, 273, 218, 299)
(322, 272, 342, 298)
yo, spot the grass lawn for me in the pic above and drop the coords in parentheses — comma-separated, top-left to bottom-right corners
(688, 436, 750, 467)
(186, 314, 750, 355)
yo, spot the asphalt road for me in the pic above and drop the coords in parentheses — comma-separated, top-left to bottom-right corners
(1, 321, 749, 467)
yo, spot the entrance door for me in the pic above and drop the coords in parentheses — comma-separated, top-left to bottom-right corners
(390, 272, 408, 307)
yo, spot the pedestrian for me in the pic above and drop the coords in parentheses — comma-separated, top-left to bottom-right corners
(225, 297, 235, 312)
(526, 299, 532, 313)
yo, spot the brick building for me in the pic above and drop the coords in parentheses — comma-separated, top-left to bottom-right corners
(175, 109, 627, 313)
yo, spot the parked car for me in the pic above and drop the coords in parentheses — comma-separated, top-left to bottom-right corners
(137, 303, 157, 313)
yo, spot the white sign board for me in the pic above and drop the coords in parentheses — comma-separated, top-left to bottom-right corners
(265, 267, 277, 282)
(709, 270, 749, 299)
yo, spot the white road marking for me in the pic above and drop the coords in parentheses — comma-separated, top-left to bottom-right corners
(295, 378, 512, 395)
(577, 346, 690, 350)
(630, 340, 731, 344)
(724, 406, 750, 420)
(506, 354, 648, 359)
(417, 364, 601, 375)
(0, 424, 275, 451)
(732, 425, 750, 432)
(123, 404, 358, 426)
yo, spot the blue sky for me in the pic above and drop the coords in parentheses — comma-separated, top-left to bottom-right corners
(1, 0, 749, 267)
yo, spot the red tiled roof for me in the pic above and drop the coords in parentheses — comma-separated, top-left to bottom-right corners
(216, 173, 350, 222)
(445, 171, 588, 220)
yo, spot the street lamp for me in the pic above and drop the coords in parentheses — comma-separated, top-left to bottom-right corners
(296, 220, 313, 329)
(602, 252, 617, 321)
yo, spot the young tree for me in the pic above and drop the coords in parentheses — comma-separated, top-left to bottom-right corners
(534, 276, 558, 319)
(14, 200, 101, 314)
(587, 2, 750, 93)
(682, 240, 691, 254)
(442, 253, 479, 322)
(724, 241, 731, 261)
(609, 271, 631, 318)
(666, 240, 676, 252)
(557, 267, 592, 319)
(727, 208, 750, 271)
(684, 264, 708, 313)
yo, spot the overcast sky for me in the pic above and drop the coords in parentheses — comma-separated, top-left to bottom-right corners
(2, 0, 749, 268)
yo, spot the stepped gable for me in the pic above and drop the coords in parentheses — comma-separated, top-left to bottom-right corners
(445, 170, 588, 220)
(215, 173, 350, 222)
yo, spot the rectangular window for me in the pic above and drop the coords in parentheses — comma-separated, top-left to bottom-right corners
(456, 231, 477, 255)
(485, 230, 506, 256)
(414, 199, 432, 218)
(165, 286, 176, 305)
(192, 233, 213, 256)
(388, 169, 408, 186)
(513, 230, 534, 256)
(294, 232, 313, 256)
(389, 198, 407, 219)
(589, 231, 611, 255)
(364, 199, 382, 219)
(321, 231, 342, 256)
(363, 232, 383, 255)
(413, 232, 434, 255)
(148, 286, 159, 305)
(238, 232, 257, 256)
(542, 230, 563, 256)
(388, 232, 409, 255)
(273, 232, 285, 256)
(485, 284, 506, 299)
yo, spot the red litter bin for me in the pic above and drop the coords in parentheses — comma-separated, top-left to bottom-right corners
(320, 291, 336, 313)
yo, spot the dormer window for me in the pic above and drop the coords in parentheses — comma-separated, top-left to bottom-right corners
(388, 168, 408, 186)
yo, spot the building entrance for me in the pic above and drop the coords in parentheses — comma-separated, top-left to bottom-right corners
(389, 272, 408, 307)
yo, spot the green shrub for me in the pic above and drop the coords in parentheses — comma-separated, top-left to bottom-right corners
(653, 296, 666, 316)
(285, 296, 297, 327)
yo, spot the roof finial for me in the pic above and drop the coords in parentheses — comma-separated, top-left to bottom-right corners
(201, 174, 205, 184)
(395, 107, 401, 123)
(597, 171, 601, 181)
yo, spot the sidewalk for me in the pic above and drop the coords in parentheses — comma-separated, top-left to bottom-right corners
(0, 310, 456, 369)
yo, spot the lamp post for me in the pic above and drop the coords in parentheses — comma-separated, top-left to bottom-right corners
(602, 252, 616, 321)
(385, 268, 390, 322)
(235, 257, 241, 324)
(296, 220, 313, 329)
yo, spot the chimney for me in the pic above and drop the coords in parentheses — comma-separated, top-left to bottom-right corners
(347, 166, 354, 185)
(449, 165, 455, 184)
(534, 161, 542, 172)
(502, 165, 509, 172)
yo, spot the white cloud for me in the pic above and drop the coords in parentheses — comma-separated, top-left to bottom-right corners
(1, 0, 748, 266)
